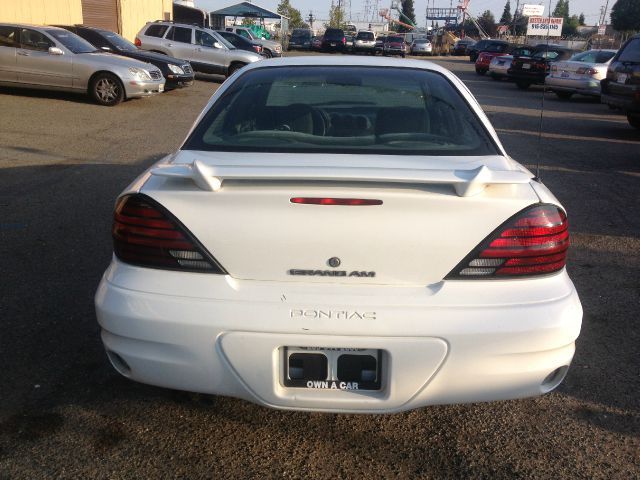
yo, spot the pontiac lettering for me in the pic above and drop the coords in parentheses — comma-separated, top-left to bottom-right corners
(290, 309, 377, 320)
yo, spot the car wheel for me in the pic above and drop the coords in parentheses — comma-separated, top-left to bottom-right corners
(627, 114, 640, 130)
(401, 53, 406, 58)
(263, 49, 273, 59)
(90, 73, 124, 106)
(555, 91, 574, 100)
(490, 73, 500, 81)
(516, 81, 531, 90)
(227, 62, 246, 77)
(476, 69, 485, 76)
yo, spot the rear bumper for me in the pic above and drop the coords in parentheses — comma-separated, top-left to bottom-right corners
(508, 70, 546, 84)
(546, 76, 601, 96)
(601, 92, 640, 112)
(95, 260, 582, 413)
(124, 79, 164, 98)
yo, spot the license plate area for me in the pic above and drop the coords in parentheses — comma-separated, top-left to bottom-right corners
(283, 347, 382, 391)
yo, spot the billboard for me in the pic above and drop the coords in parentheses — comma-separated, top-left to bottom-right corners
(522, 4, 545, 16)
(526, 16, 563, 37)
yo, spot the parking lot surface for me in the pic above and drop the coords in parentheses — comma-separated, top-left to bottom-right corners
(1, 54, 638, 479)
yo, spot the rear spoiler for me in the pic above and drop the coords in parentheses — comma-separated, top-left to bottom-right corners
(150, 160, 532, 197)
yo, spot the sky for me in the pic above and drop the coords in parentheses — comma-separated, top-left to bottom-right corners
(195, 0, 607, 26)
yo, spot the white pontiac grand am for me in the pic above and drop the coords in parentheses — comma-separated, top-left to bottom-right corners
(95, 56, 582, 413)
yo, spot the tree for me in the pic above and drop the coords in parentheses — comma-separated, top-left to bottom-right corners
(477, 10, 497, 37)
(500, 1, 512, 24)
(241, 17, 256, 26)
(553, 0, 569, 21)
(326, 1, 346, 29)
(277, 0, 306, 30)
(578, 13, 585, 26)
(610, 0, 640, 33)
(397, 0, 417, 33)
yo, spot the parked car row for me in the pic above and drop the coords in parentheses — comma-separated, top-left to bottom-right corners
(289, 28, 432, 58)
(467, 35, 640, 130)
(0, 20, 269, 106)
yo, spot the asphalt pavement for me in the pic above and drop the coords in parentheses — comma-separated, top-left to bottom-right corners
(0, 54, 638, 479)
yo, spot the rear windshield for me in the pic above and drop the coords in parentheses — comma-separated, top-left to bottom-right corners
(570, 50, 616, 64)
(184, 66, 498, 156)
(618, 38, 640, 63)
(325, 29, 344, 38)
(292, 30, 311, 38)
(387, 36, 404, 43)
(356, 31, 374, 40)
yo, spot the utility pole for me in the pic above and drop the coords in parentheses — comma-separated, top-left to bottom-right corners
(308, 11, 314, 29)
(601, 0, 610, 25)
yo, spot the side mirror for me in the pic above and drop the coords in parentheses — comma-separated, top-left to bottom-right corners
(213, 42, 223, 49)
(48, 47, 64, 55)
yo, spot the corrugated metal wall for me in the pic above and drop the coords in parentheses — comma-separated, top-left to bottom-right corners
(81, 0, 119, 33)
(0, 0, 83, 25)
(119, 0, 172, 41)
(0, 0, 172, 41)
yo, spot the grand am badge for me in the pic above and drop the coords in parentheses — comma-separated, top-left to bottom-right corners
(288, 269, 375, 277)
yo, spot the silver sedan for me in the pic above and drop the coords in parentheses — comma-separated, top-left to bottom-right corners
(546, 49, 617, 99)
(0, 24, 164, 106)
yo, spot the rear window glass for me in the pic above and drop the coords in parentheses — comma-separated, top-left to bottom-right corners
(0, 26, 17, 47)
(387, 36, 403, 43)
(356, 32, 374, 40)
(618, 38, 640, 63)
(570, 50, 616, 64)
(184, 66, 498, 157)
(145, 24, 169, 38)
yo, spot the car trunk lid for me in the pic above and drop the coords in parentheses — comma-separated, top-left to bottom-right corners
(140, 151, 537, 286)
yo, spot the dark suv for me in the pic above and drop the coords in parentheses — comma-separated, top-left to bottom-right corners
(57, 25, 194, 89)
(322, 28, 346, 52)
(601, 34, 640, 130)
(288, 28, 313, 50)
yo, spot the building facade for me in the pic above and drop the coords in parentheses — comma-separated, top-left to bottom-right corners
(0, 0, 173, 40)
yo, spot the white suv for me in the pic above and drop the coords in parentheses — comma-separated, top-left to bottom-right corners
(135, 21, 261, 77)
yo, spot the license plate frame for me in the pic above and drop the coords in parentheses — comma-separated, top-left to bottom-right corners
(283, 347, 382, 391)
(522, 63, 531, 70)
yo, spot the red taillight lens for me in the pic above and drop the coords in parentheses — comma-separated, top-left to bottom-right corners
(342, 37, 346, 44)
(446, 205, 569, 279)
(112, 194, 225, 273)
(576, 67, 598, 75)
(290, 197, 382, 206)
(134, 37, 141, 47)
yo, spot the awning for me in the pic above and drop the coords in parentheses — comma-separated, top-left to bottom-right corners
(210, 1, 287, 19)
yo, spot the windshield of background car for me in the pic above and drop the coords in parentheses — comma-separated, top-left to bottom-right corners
(292, 30, 311, 39)
(356, 32, 374, 40)
(46, 29, 95, 53)
(618, 38, 640, 63)
(100, 31, 137, 52)
(184, 66, 498, 156)
(570, 50, 616, 63)
(532, 50, 560, 60)
(387, 36, 403, 43)
(325, 29, 344, 39)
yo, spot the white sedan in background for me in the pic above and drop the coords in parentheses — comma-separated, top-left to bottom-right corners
(95, 57, 582, 413)
(547, 49, 618, 99)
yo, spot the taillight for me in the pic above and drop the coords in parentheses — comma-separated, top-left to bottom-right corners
(446, 204, 569, 279)
(342, 37, 346, 44)
(576, 67, 598, 75)
(112, 194, 225, 273)
(254, 45, 262, 53)
(134, 37, 141, 47)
